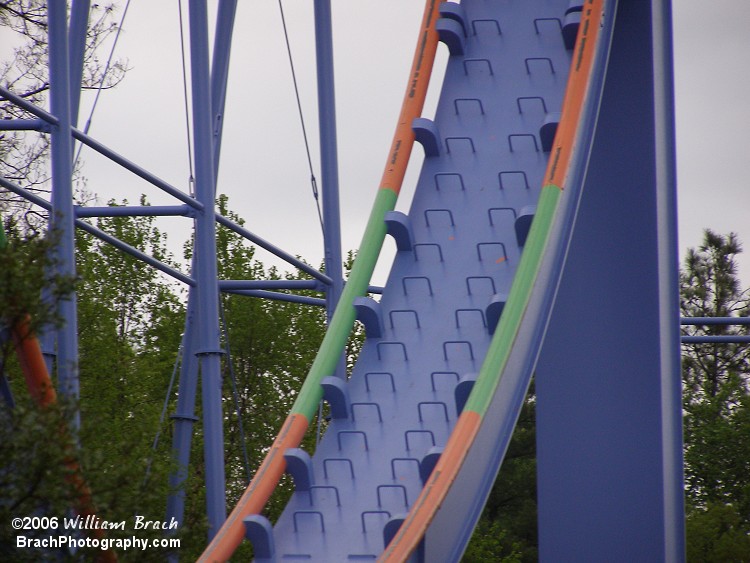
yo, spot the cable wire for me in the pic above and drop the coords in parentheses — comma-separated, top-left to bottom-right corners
(220, 298, 252, 485)
(73, 0, 132, 168)
(143, 336, 184, 486)
(278, 0, 325, 234)
(177, 0, 196, 195)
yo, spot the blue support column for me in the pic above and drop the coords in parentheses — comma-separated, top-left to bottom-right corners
(314, 0, 345, 376)
(68, 0, 91, 128)
(48, 1, 80, 428)
(166, 293, 201, 533)
(188, 0, 226, 539)
(165, 2, 237, 544)
(651, 2, 685, 558)
(210, 0, 238, 179)
(535, 2, 685, 560)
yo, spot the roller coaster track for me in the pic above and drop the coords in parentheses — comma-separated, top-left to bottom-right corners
(200, 1, 616, 561)
(0, 0, 690, 558)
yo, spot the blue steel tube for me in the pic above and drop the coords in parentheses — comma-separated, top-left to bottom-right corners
(165, 293, 201, 537)
(0, 119, 49, 131)
(75, 205, 193, 218)
(210, 0, 238, 179)
(652, 1, 685, 559)
(48, 1, 80, 428)
(188, 0, 227, 538)
(68, 0, 91, 128)
(314, 0, 345, 376)
(0, 176, 195, 286)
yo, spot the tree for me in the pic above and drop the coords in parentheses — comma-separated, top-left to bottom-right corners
(680, 229, 750, 561)
(0, 221, 80, 562)
(1, 188, 334, 559)
(0, 1, 127, 220)
(74, 198, 186, 548)
(464, 385, 538, 562)
(467, 230, 750, 561)
(1, 199, 186, 561)
(0, 219, 75, 360)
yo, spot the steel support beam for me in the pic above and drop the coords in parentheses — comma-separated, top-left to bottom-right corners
(188, 0, 226, 538)
(210, 0, 238, 179)
(166, 294, 201, 538)
(68, 0, 91, 128)
(48, 1, 80, 428)
(314, 0, 345, 377)
(535, 2, 685, 560)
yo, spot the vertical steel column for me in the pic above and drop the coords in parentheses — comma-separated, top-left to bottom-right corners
(313, 0, 345, 377)
(210, 0, 238, 180)
(165, 1, 237, 543)
(48, 1, 80, 429)
(188, 0, 226, 538)
(68, 0, 91, 128)
(165, 294, 201, 530)
(652, 1, 685, 557)
(535, 2, 685, 560)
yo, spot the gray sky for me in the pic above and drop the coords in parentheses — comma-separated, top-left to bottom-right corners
(76, 1, 750, 287)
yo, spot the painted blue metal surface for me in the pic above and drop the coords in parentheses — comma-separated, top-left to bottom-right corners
(210, 0, 238, 180)
(74, 205, 194, 218)
(48, 1, 80, 429)
(187, 0, 227, 538)
(314, 0, 346, 379)
(260, 1, 574, 560)
(1, 1, 691, 559)
(423, 4, 618, 559)
(68, 0, 91, 128)
(0, 119, 50, 131)
(535, 2, 685, 560)
(166, 291, 201, 540)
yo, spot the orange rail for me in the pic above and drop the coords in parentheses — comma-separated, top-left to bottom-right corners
(378, 1, 607, 560)
(197, 1, 444, 561)
(12, 317, 117, 563)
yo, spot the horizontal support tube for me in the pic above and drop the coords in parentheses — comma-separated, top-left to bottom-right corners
(0, 86, 59, 124)
(1, 88, 332, 287)
(222, 289, 326, 307)
(0, 85, 203, 212)
(220, 281, 381, 296)
(71, 130, 203, 211)
(681, 317, 750, 326)
(4, 175, 327, 289)
(0, 177, 194, 286)
(214, 214, 330, 285)
(219, 280, 321, 291)
(75, 205, 194, 218)
(0, 119, 50, 132)
(682, 335, 750, 344)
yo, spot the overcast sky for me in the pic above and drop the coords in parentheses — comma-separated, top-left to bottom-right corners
(73, 1, 750, 287)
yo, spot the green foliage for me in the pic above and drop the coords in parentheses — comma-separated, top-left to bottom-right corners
(685, 503, 750, 562)
(462, 518, 523, 563)
(0, 400, 80, 562)
(72, 200, 185, 561)
(213, 195, 326, 511)
(7, 194, 750, 562)
(464, 387, 537, 562)
(0, 220, 76, 359)
(680, 230, 750, 560)
(2, 201, 185, 561)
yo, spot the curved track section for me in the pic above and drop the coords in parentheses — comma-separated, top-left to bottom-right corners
(202, 1, 614, 561)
